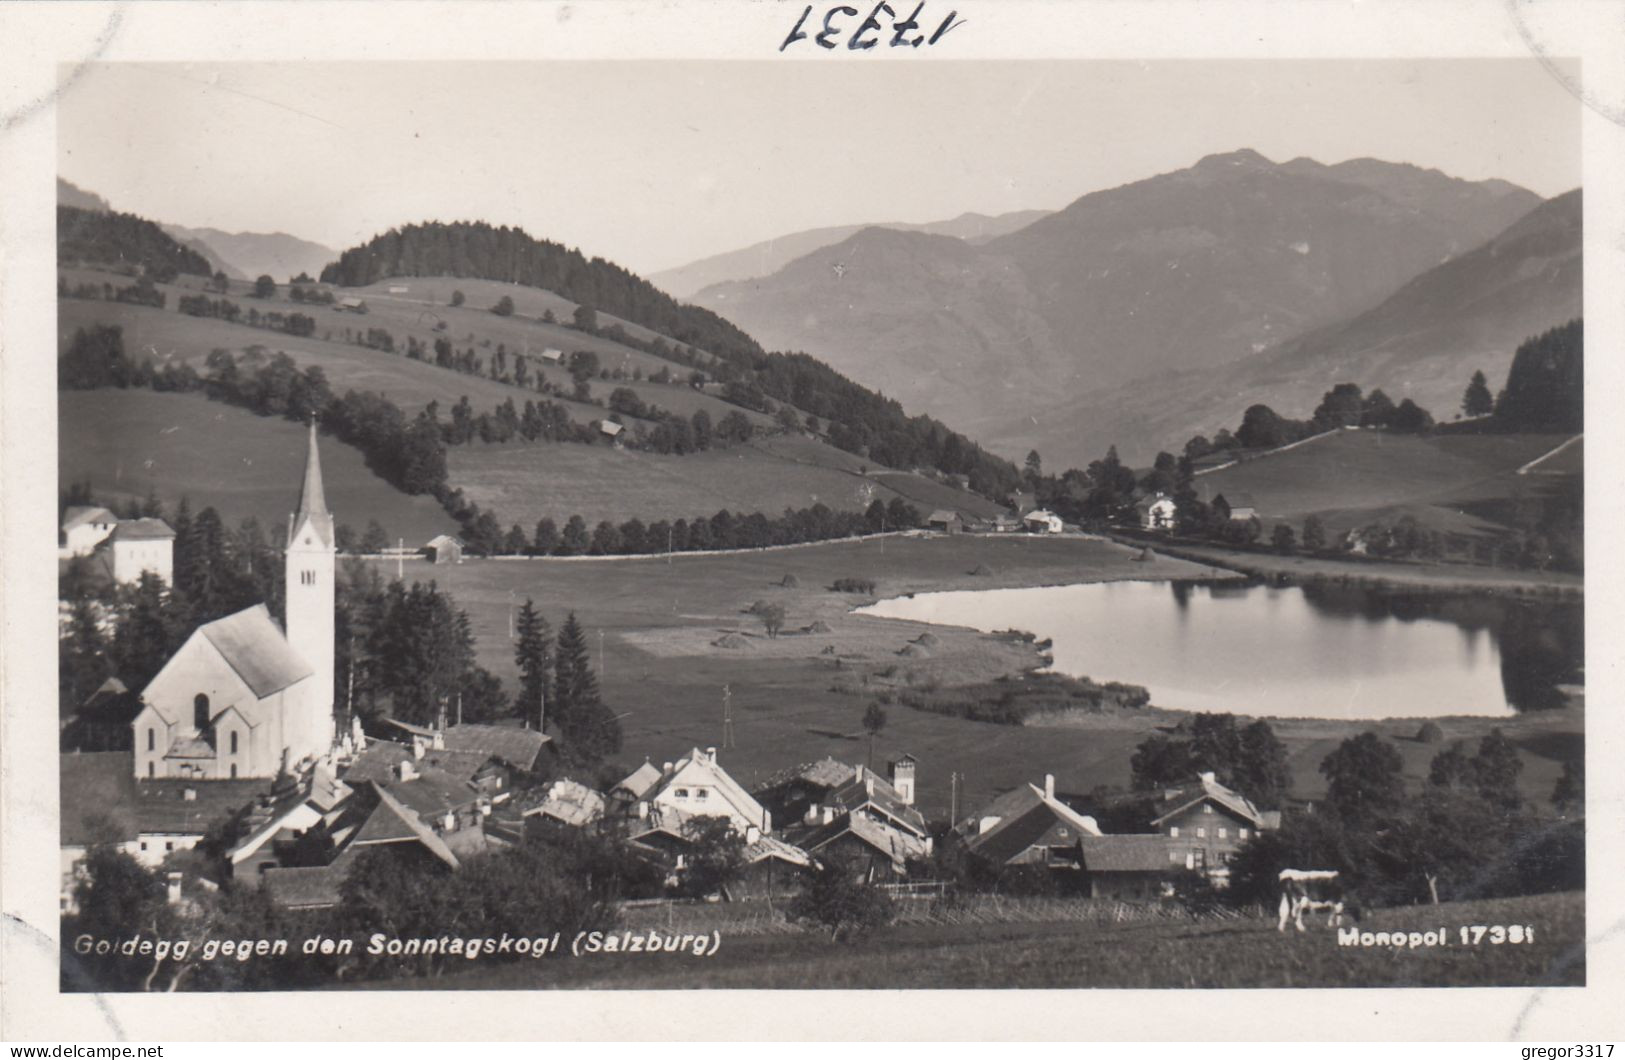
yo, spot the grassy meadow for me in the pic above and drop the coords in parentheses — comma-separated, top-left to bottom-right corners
(1195, 428, 1578, 538)
(59, 388, 457, 542)
(369, 534, 1581, 822)
(361, 890, 1584, 991)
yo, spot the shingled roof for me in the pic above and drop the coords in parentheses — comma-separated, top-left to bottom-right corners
(110, 518, 175, 542)
(63, 506, 117, 532)
(1149, 774, 1264, 829)
(441, 724, 550, 772)
(1080, 834, 1179, 873)
(197, 604, 314, 700)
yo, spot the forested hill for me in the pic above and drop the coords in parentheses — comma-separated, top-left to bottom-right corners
(321, 221, 1023, 497)
(58, 206, 214, 282)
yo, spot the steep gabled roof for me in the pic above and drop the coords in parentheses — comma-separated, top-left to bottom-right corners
(926, 509, 961, 524)
(520, 779, 605, 828)
(1149, 775, 1264, 829)
(194, 604, 314, 700)
(967, 802, 1075, 865)
(111, 518, 175, 542)
(660, 749, 768, 828)
(63, 506, 118, 531)
(754, 756, 856, 794)
(614, 761, 663, 801)
(354, 784, 459, 868)
(824, 770, 927, 838)
(802, 811, 928, 868)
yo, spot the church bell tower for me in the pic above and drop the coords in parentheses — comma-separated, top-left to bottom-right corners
(286, 421, 337, 757)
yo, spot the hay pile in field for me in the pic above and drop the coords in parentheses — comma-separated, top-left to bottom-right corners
(969, 563, 995, 576)
(713, 632, 753, 649)
(806, 619, 833, 633)
(913, 632, 941, 648)
(1134, 547, 1155, 562)
(779, 573, 800, 588)
(898, 642, 931, 659)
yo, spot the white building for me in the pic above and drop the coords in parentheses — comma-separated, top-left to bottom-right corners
(62, 506, 119, 556)
(1022, 509, 1064, 534)
(107, 518, 175, 584)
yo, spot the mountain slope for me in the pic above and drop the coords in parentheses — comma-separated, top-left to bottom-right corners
(649, 209, 1050, 299)
(691, 151, 1542, 454)
(160, 224, 336, 284)
(56, 177, 112, 213)
(1008, 189, 1581, 464)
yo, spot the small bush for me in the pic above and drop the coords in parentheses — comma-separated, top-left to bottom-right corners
(1417, 721, 1445, 744)
(831, 578, 877, 594)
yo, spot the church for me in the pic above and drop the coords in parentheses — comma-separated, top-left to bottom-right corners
(131, 424, 337, 780)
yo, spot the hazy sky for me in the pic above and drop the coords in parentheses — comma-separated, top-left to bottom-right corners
(58, 60, 1580, 276)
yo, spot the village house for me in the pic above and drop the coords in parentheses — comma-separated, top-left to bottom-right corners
(751, 756, 857, 826)
(783, 758, 930, 880)
(224, 764, 352, 884)
(598, 419, 626, 447)
(1077, 835, 1179, 899)
(1135, 494, 1178, 532)
(926, 509, 964, 534)
(130, 423, 336, 780)
(619, 747, 771, 835)
(1022, 509, 1064, 534)
(61, 505, 120, 557)
(1149, 772, 1275, 883)
(960, 774, 1103, 875)
(104, 518, 176, 585)
(540, 347, 565, 365)
(333, 296, 367, 313)
(516, 778, 606, 837)
(424, 534, 463, 565)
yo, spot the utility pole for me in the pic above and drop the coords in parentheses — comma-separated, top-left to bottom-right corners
(508, 589, 516, 640)
(396, 538, 404, 581)
(722, 683, 736, 749)
(950, 771, 960, 823)
(598, 629, 605, 676)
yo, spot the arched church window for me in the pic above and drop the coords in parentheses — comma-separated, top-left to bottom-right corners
(147, 728, 155, 752)
(194, 693, 210, 732)
(230, 731, 239, 755)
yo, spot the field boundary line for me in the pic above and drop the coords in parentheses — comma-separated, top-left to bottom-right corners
(1515, 433, 1582, 475)
(1192, 427, 1345, 477)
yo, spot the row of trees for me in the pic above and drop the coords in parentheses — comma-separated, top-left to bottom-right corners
(453, 497, 925, 559)
(59, 273, 167, 309)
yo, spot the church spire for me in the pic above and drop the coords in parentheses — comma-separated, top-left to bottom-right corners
(293, 421, 334, 547)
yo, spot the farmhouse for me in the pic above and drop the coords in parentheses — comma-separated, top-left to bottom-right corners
(540, 348, 565, 364)
(620, 747, 771, 835)
(598, 420, 626, 447)
(751, 756, 857, 826)
(926, 509, 964, 534)
(518, 778, 606, 833)
(1135, 494, 1177, 532)
(1022, 509, 1064, 534)
(225, 764, 352, 883)
(961, 774, 1103, 873)
(1078, 835, 1179, 899)
(799, 810, 929, 880)
(130, 424, 336, 780)
(1149, 772, 1274, 882)
(1212, 492, 1258, 522)
(104, 517, 176, 585)
(424, 533, 463, 564)
(334, 296, 367, 313)
(61, 505, 119, 556)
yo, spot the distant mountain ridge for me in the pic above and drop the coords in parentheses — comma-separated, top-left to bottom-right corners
(1004, 188, 1582, 465)
(56, 177, 112, 214)
(691, 150, 1545, 460)
(649, 208, 1051, 299)
(159, 224, 336, 284)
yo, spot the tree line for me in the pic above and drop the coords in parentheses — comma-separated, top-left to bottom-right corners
(57, 205, 213, 282)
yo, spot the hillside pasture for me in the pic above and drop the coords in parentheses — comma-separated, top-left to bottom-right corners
(446, 436, 916, 528)
(375, 890, 1583, 992)
(59, 388, 457, 542)
(60, 271, 773, 437)
(1195, 428, 1574, 537)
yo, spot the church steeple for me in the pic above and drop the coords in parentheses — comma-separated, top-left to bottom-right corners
(293, 421, 334, 547)
(286, 420, 336, 761)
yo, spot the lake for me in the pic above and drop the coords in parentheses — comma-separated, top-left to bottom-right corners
(856, 580, 1582, 719)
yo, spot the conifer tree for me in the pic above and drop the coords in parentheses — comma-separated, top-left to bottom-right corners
(513, 600, 553, 732)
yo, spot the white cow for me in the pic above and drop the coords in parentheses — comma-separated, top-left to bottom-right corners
(1277, 868, 1353, 932)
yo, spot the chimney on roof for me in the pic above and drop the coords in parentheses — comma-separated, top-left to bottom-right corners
(865, 777, 875, 796)
(853, 763, 864, 782)
(822, 805, 835, 825)
(1199, 771, 1216, 785)
(746, 824, 761, 844)
(888, 756, 916, 805)
(398, 759, 417, 782)
(705, 747, 717, 762)
(1044, 774, 1055, 800)
(412, 735, 427, 760)
(662, 761, 673, 775)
